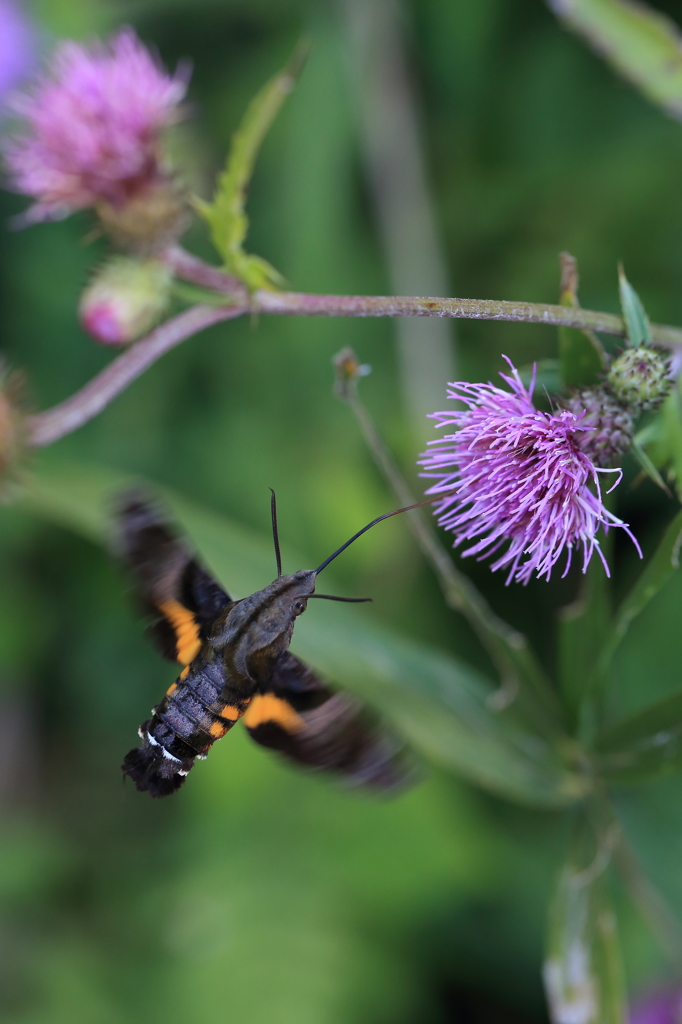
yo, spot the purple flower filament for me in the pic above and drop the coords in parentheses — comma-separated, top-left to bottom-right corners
(419, 358, 640, 585)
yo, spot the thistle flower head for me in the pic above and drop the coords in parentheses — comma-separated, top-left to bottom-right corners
(4, 28, 188, 222)
(607, 346, 671, 413)
(418, 359, 639, 585)
(563, 386, 634, 467)
(630, 988, 682, 1024)
(0, 0, 35, 100)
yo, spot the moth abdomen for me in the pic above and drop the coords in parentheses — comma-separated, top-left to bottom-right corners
(121, 718, 195, 798)
(122, 662, 251, 797)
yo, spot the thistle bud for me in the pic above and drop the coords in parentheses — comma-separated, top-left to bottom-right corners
(564, 387, 634, 467)
(607, 347, 671, 413)
(79, 257, 173, 345)
(332, 346, 371, 400)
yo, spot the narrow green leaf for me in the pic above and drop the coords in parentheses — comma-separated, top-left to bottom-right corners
(661, 385, 682, 489)
(557, 252, 606, 388)
(618, 264, 652, 347)
(519, 359, 563, 395)
(631, 437, 671, 495)
(595, 507, 682, 680)
(544, 812, 627, 1024)
(596, 690, 682, 782)
(291, 605, 587, 808)
(549, 0, 682, 122)
(635, 382, 682, 498)
(558, 558, 611, 716)
(15, 460, 588, 808)
(559, 326, 606, 388)
(195, 42, 309, 289)
(19, 460, 132, 544)
(613, 776, 682, 936)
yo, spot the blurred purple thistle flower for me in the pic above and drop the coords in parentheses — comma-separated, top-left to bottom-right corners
(631, 988, 682, 1024)
(418, 357, 640, 585)
(0, 0, 34, 101)
(4, 27, 188, 221)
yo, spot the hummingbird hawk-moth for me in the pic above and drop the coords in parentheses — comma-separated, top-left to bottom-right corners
(119, 491, 425, 798)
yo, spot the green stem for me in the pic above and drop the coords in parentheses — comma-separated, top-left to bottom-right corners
(25, 248, 682, 449)
(256, 289, 682, 342)
(166, 246, 682, 344)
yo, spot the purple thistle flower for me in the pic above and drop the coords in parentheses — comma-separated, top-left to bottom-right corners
(0, 1, 35, 102)
(630, 988, 682, 1024)
(3, 27, 188, 220)
(418, 357, 640, 585)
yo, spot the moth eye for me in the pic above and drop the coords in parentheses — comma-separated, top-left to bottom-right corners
(292, 598, 307, 616)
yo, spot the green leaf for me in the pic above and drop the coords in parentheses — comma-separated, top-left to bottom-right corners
(292, 606, 586, 808)
(544, 812, 626, 1024)
(595, 507, 682, 683)
(613, 775, 682, 934)
(618, 264, 652, 347)
(557, 252, 606, 388)
(519, 359, 563, 394)
(635, 382, 682, 498)
(631, 437, 671, 494)
(195, 43, 309, 289)
(15, 459, 588, 808)
(549, 0, 682, 122)
(559, 326, 606, 388)
(596, 690, 682, 782)
(558, 558, 611, 717)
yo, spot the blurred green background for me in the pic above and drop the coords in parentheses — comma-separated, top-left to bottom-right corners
(2, 0, 682, 1020)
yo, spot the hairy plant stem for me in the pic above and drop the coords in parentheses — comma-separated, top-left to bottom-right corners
(335, 368, 564, 734)
(25, 246, 682, 449)
(163, 245, 247, 298)
(168, 247, 682, 344)
(256, 289, 680, 343)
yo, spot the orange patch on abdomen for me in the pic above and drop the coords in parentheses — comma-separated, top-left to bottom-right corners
(218, 704, 243, 722)
(208, 703, 247, 739)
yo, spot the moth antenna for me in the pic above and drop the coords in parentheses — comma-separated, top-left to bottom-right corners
(270, 488, 283, 578)
(309, 594, 372, 603)
(315, 487, 458, 575)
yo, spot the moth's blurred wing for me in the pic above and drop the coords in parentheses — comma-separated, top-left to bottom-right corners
(118, 493, 233, 667)
(243, 651, 412, 791)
